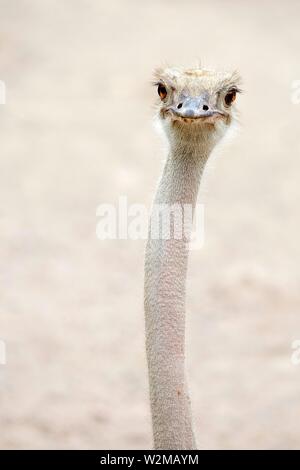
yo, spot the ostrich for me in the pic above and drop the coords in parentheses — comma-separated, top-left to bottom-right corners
(144, 66, 241, 449)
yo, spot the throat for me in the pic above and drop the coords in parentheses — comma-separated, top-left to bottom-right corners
(154, 144, 208, 208)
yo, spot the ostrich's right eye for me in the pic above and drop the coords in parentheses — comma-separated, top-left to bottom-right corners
(158, 84, 167, 100)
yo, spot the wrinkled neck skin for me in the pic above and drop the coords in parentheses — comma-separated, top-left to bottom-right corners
(144, 124, 220, 450)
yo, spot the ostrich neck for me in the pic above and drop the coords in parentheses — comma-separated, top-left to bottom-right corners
(144, 140, 209, 450)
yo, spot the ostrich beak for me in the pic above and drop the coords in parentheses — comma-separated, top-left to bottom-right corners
(170, 95, 225, 121)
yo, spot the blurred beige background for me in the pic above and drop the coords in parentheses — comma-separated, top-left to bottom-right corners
(0, 0, 300, 449)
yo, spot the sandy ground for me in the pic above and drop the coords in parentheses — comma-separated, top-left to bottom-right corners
(0, 0, 300, 449)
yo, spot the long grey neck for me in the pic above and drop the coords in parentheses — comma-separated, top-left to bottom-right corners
(144, 140, 209, 449)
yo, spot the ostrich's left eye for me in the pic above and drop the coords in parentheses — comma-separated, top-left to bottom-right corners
(158, 84, 167, 100)
(224, 89, 237, 106)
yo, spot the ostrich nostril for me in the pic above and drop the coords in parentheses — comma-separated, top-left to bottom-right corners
(177, 103, 183, 109)
(203, 105, 209, 111)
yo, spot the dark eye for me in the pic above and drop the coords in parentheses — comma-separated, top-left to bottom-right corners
(157, 84, 167, 100)
(224, 89, 237, 106)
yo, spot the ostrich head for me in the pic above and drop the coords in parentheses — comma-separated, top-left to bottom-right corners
(154, 66, 242, 152)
